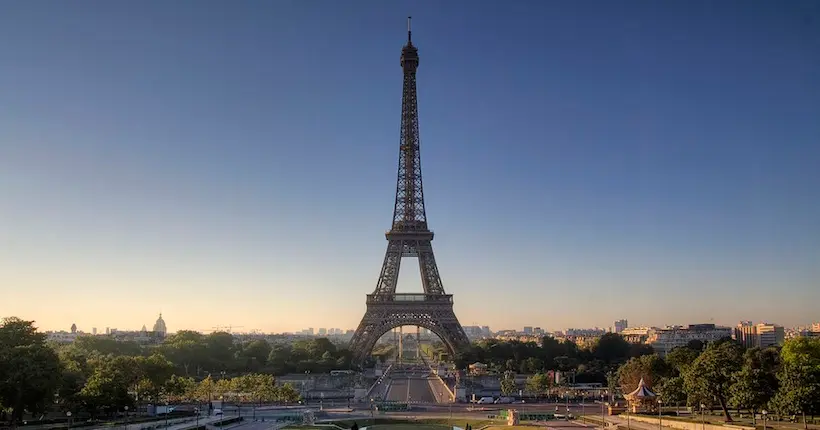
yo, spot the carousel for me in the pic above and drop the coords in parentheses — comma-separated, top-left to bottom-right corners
(625, 378, 658, 413)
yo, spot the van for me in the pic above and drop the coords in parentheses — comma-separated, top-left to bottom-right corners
(476, 397, 494, 404)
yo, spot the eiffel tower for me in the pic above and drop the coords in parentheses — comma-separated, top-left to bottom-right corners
(349, 18, 470, 365)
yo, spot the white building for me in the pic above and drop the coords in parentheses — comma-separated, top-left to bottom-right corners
(648, 324, 732, 356)
(46, 331, 81, 343)
(756, 323, 785, 348)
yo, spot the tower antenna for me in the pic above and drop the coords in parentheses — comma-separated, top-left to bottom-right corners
(407, 16, 412, 43)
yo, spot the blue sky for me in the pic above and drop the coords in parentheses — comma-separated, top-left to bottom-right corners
(1, 1, 818, 334)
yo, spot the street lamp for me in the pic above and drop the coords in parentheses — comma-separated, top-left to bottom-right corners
(564, 392, 569, 420)
(657, 399, 663, 430)
(66, 411, 72, 430)
(601, 391, 607, 429)
(125, 406, 129, 429)
(762, 410, 768, 430)
(627, 399, 631, 430)
(700, 404, 706, 430)
(581, 390, 586, 422)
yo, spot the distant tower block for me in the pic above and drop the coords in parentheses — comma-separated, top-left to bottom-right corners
(349, 18, 469, 365)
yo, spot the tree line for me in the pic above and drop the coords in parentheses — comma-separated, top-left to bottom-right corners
(454, 332, 656, 383)
(453, 331, 819, 427)
(612, 337, 820, 426)
(0, 317, 348, 425)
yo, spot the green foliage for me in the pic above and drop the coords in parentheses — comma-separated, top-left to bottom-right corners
(657, 376, 686, 405)
(682, 340, 743, 421)
(192, 373, 301, 403)
(524, 372, 552, 397)
(73, 335, 142, 356)
(454, 335, 649, 385)
(500, 373, 517, 396)
(730, 347, 779, 416)
(266, 339, 352, 374)
(618, 354, 669, 395)
(665, 346, 700, 375)
(593, 333, 633, 364)
(770, 338, 820, 420)
(0, 318, 62, 423)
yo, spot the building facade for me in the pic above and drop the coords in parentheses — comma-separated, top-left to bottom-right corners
(733, 321, 784, 348)
(648, 324, 732, 356)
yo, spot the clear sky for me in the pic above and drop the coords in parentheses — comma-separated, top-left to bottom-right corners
(1, 1, 819, 334)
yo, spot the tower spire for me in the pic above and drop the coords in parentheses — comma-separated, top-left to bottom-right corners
(348, 18, 470, 367)
(407, 16, 412, 43)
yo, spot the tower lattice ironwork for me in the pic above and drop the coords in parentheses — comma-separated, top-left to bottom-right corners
(349, 18, 470, 365)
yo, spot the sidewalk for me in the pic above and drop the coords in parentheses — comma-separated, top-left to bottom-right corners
(122, 415, 224, 430)
(604, 414, 666, 430)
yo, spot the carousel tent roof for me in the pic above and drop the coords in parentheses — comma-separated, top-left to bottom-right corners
(626, 378, 657, 399)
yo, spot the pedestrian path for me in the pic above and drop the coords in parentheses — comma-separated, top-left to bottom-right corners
(605, 414, 666, 430)
(122, 416, 223, 430)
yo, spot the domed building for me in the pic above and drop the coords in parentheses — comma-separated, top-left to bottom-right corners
(152, 313, 167, 337)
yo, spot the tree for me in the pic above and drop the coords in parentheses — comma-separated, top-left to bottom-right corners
(524, 357, 544, 373)
(658, 376, 686, 407)
(277, 383, 301, 403)
(241, 340, 272, 367)
(771, 338, 820, 428)
(161, 331, 209, 376)
(682, 340, 742, 421)
(194, 375, 217, 402)
(500, 373, 517, 396)
(525, 373, 551, 398)
(730, 347, 779, 424)
(593, 333, 631, 364)
(205, 332, 236, 371)
(0, 318, 62, 426)
(165, 375, 196, 403)
(80, 356, 141, 414)
(618, 354, 669, 395)
(72, 336, 141, 357)
(665, 347, 700, 375)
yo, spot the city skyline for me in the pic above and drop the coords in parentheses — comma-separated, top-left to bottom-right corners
(23, 313, 818, 336)
(2, 1, 819, 333)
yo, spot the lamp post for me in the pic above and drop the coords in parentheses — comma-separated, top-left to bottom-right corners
(657, 399, 663, 430)
(601, 391, 607, 430)
(627, 399, 631, 430)
(565, 392, 569, 420)
(449, 393, 453, 424)
(700, 404, 706, 430)
(762, 410, 768, 430)
(66, 411, 72, 430)
(581, 391, 586, 421)
(124, 406, 129, 430)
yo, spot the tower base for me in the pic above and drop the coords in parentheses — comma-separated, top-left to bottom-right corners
(349, 294, 469, 365)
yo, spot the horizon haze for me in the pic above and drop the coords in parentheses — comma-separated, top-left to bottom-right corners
(1, 1, 819, 334)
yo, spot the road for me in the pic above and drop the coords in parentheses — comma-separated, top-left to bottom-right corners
(385, 377, 437, 403)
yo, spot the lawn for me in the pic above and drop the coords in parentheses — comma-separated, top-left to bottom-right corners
(368, 425, 450, 430)
(287, 418, 500, 430)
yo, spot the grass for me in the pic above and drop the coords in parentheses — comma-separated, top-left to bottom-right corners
(291, 418, 500, 430)
(485, 427, 561, 430)
(369, 426, 449, 430)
